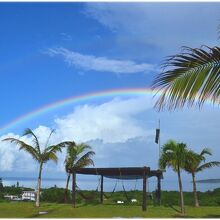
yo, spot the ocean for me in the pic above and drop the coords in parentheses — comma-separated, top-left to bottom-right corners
(2, 176, 220, 192)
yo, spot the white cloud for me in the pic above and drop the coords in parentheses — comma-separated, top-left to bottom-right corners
(60, 32, 72, 41)
(83, 3, 219, 55)
(54, 97, 153, 143)
(83, 3, 149, 34)
(0, 133, 35, 171)
(46, 47, 155, 74)
(0, 97, 153, 172)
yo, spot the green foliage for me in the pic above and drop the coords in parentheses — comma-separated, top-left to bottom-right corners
(0, 178, 3, 192)
(152, 46, 220, 110)
(64, 142, 95, 172)
(38, 187, 220, 207)
(185, 148, 220, 174)
(159, 140, 187, 171)
(41, 187, 71, 203)
(158, 189, 220, 207)
(0, 186, 34, 202)
(3, 186, 33, 196)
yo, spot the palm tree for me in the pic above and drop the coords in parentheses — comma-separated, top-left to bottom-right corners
(3, 128, 65, 207)
(152, 45, 220, 110)
(184, 148, 220, 207)
(159, 140, 187, 214)
(63, 142, 95, 206)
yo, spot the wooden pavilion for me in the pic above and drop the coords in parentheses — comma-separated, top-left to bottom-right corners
(71, 166, 163, 211)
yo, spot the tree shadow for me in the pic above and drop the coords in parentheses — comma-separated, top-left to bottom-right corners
(27, 207, 60, 218)
(204, 215, 220, 218)
(173, 215, 195, 218)
(168, 204, 181, 213)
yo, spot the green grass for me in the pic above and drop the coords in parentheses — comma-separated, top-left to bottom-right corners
(0, 202, 220, 218)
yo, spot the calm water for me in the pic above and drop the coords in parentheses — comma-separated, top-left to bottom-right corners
(2, 176, 220, 192)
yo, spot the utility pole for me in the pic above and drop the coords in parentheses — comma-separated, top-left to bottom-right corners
(158, 119, 161, 160)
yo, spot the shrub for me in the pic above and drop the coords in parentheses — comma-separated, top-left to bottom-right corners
(41, 187, 70, 203)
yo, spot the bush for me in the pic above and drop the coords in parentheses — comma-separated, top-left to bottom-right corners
(24, 186, 220, 206)
(3, 186, 34, 196)
(41, 187, 71, 203)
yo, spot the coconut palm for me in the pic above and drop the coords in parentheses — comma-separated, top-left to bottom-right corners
(3, 128, 65, 207)
(63, 142, 95, 206)
(159, 140, 187, 214)
(152, 46, 220, 110)
(184, 148, 220, 207)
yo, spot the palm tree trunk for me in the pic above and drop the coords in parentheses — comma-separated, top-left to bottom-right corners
(192, 173, 199, 207)
(64, 173, 70, 203)
(72, 171, 76, 208)
(177, 166, 185, 215)
(36, 162, 43, 207)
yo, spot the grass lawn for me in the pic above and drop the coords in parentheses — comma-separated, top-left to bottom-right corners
(0, 202, 220, 218)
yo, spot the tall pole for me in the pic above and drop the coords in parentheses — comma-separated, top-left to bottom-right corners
(159, 119, 161, 159)
(158, 120, 162, 206)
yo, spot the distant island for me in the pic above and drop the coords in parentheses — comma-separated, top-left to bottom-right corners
(196, 179, 220, 183)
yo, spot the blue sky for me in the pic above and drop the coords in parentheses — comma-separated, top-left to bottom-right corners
(0, 2, 220, 189)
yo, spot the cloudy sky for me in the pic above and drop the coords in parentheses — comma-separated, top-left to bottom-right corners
(0, 2, 220, 188)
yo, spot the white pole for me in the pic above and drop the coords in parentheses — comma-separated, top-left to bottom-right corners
(159, 119, 161, 158)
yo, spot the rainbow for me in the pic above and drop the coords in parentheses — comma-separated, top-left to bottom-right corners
(1, 87, 218, 134)
(0, 88, 158, 133)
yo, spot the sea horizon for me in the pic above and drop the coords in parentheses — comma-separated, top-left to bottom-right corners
(2, 176, 220, 193)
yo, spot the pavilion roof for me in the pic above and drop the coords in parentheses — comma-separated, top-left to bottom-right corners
(73, 167, 164, 179)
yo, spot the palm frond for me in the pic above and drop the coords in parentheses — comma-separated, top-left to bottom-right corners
(44, 129, 55, 148)
(217, 23, 220, 39)
(3, 137, 40, 162)
(159, 151, 174, 170)
(196, 161, 220, 172)
(152, 46, 220, 110)
(44, 144, 63, 157)
(64, 143, 78, 172)
(42, 151, 58, 163)
(44, 140, 74, 155)
(49, 141, 75, 151)
(63, 142, 95, 173)
(75, 143, 92, 155)
(159, 140, 187, 172)
(23, 128, 41, 154)
(75, 151, 95, 168)
(184, 150, 202, 173)
(75, 158, 94, 169)
(200, 148, 212, 157)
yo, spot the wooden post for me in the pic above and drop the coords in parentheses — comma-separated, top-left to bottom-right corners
(100, 175, 104, 203)
(157, 176, 161, 205)
(72, 170, 76, 208)
(142, 168, 147, 211)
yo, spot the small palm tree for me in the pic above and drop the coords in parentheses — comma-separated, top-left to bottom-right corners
(159, 140, 187, 214)
(63, 142, 95, 206)
(3, 128, 64, 207)
(185, 148, 220, 207)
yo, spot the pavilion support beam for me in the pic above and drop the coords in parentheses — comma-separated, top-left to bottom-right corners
(100, 175, 104, 204)
(157, 176, 161, 206)
(72, 170, 76, 208)
(142, 169, 147, 211)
